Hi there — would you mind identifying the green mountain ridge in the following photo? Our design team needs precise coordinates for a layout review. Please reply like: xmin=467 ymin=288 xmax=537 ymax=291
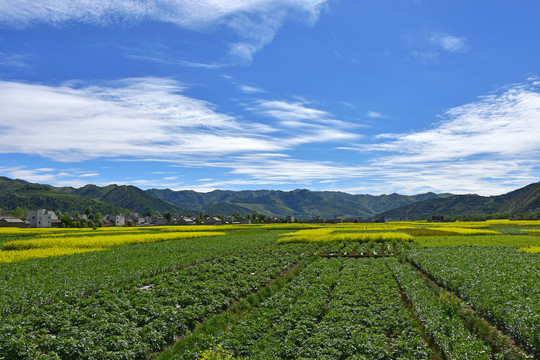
xmin=57 ymin=183 xmax=190 ymax=216
xmin=0 ymin=177 xmax=128 ymax=215
xmin=382 ymin=182 xmax=540 ymax=219
xmin=147 ymin=188 xmax=452 ymax=219
xmin=3 ymin=176 xmax=539 ymax=220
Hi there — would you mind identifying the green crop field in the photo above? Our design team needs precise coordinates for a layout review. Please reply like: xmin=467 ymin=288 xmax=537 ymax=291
xmin=1 ymin=220 xmax=539 ymax=359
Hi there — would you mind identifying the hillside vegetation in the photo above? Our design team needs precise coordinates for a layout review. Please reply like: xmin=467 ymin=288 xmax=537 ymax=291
xmin=383 ymin=182 xmax=540 ymax=220
xmin=2 ymin=176 xmax=540 ymax=220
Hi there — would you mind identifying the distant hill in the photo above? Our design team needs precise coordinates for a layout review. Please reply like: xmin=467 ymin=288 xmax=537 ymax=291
xmin=146 ymin=188 xmax=451 ymax=219
xmin=382 ymin=182 xmax=540 ymax=219
xmin=56 ymin=184 xmax=189 ymax=216
xmin=4 ymin=175 xmax=538 ymax=220
xmin=0 ymin=177 xmax=128 ymax=215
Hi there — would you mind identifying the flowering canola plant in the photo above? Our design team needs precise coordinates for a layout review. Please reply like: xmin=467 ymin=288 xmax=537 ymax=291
xmin=0 ymin=247 xmax=103 ymax=263
xmin=0 ymin=231 xmax=225 ymax=263
xmin=518 ymin=246 xmax=540 ymax=253
xmin=426 ymin=227 xmax=501 ymax=235
xmin=278 ymin=227 xmax=413 ymax=244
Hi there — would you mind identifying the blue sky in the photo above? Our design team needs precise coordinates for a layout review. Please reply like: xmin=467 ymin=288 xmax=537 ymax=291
xmin=1 ymin=0 xmax=539 ymax=196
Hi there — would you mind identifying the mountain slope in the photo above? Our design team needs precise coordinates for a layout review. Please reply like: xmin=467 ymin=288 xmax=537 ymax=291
xmin=147 ymin=188 xmax=450 ymax=218
xmin=382 ymin=182 xmax=540 ymax=219
xmin=64 ymin=184 xmax=189 ymax=215
xmin=6 ymin=175 xmax=537 ymax=220
xmin=0 ymin=177 xmax=128 ymax=214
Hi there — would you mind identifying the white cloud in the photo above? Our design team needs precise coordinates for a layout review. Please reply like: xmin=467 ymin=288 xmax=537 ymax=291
xmin=238 ymin=84 xmax=265 ymax=94
xmin=0 ymin=166 xmax=102 ymax=187
xmin=0 ymin=52 xmax=33 ymax=68
xmin=366 ymin=110 xmax=385 ymax=119
xmin=0 ymin=0 xmax=328 ymax=64
xmin=227 ymin=156 xmax=369 ymax=182
xmin=0 ymin=78 xmax=283 ymax=161
xmin=358 ymin=81 xmax=540 ymax=195
xmin=257 ymin=100 xmax=331 ymax=122
xmin=430 ymin=33 xmax=467 ymax=53
xmin=0 ymin=78 xmax=361 ymax=163
xmin=372 ymin=84 xmax=540 ymax=163
xmin=254 ymin=99 xmax=361 ymax=144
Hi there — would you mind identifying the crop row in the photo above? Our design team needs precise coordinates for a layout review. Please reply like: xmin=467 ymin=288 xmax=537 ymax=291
xmin=0 ymin=247 xmax=305 ymax=360
xmin=386 ymin=258 xmax=493 ymax=359
xmin=167 ymin=257 xmax=430 ymax=360
xmin=314 ymin=240 xmax=408 ymax=257
xmin=405 ymin=246 xmax=540 ymax=357
xmin=0 ymin=229 xmax=310 ymax=315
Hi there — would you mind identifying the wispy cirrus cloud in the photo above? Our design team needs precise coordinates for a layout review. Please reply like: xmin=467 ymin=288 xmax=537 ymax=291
xmin=0 ymin=166 xmax=101 ymax=187
xmin=0 ymin=78 xmax=358 ymax=163
xmin=253 ymin=99 xmax=361 ymax=145
xmin=0 ymin=52 xmax=33 ymax=68
xmin=348 ymin=81 xmax=540 ymax=195
xmin=0 ymin=0 xmax=328 ymax=64
xmin=0 ymin=78 xmax=282 ymax=161
xmin=372 ymin=83 xmax=540 ymax=163
xmin=366 ymin=110 xmax=386 ymax=119
xmin=430 ymin=33 xmax=467 ymax=53
xmin=408 ymin=32 xmax=468 ymax=64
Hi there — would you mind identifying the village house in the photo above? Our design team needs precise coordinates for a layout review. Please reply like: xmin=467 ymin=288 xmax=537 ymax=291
xmin=0 ymin=217 xmax=29 ymax=228
xmin=178 ymin=217 xmax=196 ymax=225
xmin=107 ymin=214 xmax=125 ymax=226
xmin=204 ymin=217 xmax=223 ymax=225
xmin=27 ymin=209 xmax=57 ymax=228
xmin=150 ymin=217 xmax=167 ymax=226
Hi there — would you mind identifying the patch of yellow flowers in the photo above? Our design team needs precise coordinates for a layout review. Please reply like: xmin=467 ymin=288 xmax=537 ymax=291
xmin=425 ymin=227 xmax=501 ymax=235
xmin=518 ymin=246 xmax=540 ymax=253
xmin=0 ymin=231 xmax=225 ymax=263
xmin=197 ymin=344 xmax=233 ymax=360
xmin=278 ymin=227 xmax=413 ymax=244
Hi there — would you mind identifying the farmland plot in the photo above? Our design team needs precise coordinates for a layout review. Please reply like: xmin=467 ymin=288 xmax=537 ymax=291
xmin=0 ymin=250 xmax=305 ymax=359
xmin=165 ymin=257 xmax=431 ymax=360
xmin=1 ymin=222 xmax=539 ymax=359
xmin=405 ymin=246 xmax=540 ymax=357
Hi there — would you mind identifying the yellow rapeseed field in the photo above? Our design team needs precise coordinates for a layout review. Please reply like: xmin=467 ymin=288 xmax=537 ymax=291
xmin=519 ymin=246 xmax=540 ymax=253
xmin=2 ymin=232 xmax=225 ymax=251
xmin=426 ymin=227 xmax=501 ymax=235
xmin=278 ymin=227 xmax=413 ymax=244
xmin=0 ymin=231 xmax=226 ymax=263
xmin=0 ymin=247 xmax=104 ymax=263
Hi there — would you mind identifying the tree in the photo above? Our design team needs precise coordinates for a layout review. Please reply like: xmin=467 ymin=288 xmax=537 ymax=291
xmin=164 ymin=212 xmax=172 ymax=223
xmin=11 ymin=206 xmax=26 ymax=219
xmin=61 ymin=215 xmax=74 ymax=228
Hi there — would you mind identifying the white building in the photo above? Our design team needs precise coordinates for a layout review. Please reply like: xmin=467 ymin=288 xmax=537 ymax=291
xmin=27 ymin=209 xmax=56 ymax=228
xmin=108 ymin=214 xmax=125 ymax=226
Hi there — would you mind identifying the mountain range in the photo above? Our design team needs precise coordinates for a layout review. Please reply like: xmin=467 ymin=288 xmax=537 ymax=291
xmin=1 ymin=176 xmax=539 ymax=219
xmin=382 ymin=181 xmax=540 ymax=219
